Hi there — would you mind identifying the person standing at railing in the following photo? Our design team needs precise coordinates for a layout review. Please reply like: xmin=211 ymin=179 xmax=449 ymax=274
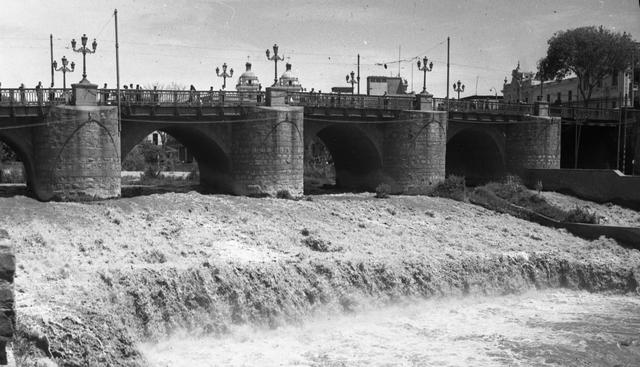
xmin=35 ymin=81 xmax=43 ymax=105
xmin=102 ymin=83 xmax=109 ymax=105
xmin=189 ymin=85 xmax=195 ymax=105
xmin=19 ymin=84 xmax=25 ymax=104
xmin=153 ymin=86 xmax=159 ymax=105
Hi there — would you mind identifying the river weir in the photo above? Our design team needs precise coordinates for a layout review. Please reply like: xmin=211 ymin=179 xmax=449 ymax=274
xmin=142 ymin=290 xmax=640 ymax=366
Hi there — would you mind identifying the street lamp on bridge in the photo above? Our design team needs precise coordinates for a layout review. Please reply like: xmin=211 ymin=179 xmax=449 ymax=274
xmin=489 ymin=87 xmax=498 ymax=98
xmin=52 ymin=56 xmax=75 ymax=90
xmin=346 ymin=71 xmax=358 ymax=94
xmin=266 ymin=44 xmax=285 ymax=86
xmin=416 ymin=56 xmax=433 ymax=94
xmin=453 ymin=80 xmax=465 ymax=99
xmin=71 ymin=34 xmax=97 ymax=83
xmin=215 ymin=63 xmax=234 ymax=90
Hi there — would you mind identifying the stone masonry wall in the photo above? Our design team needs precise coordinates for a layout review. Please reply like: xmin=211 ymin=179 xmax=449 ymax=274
xmin=33 ymin=105 xmax=121 ymax=201
xmin=231 ymin=106 xmax=304 ymax=196
xmin=0 ymin=229 xmax=15 ymax=365
xmin=506 ymin=116 xmax=561 ymax=175
xmin=382 ymin=110 xmax=447 ymax=194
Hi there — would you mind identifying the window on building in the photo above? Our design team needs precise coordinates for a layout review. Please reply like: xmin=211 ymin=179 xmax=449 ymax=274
xmin=546 ymin=94 xmax=550 ymax=102
xmin=612 ymin=101 xmax=617 ymax=109
xmin=556 ymin=92 xmax=561 ymax=103
xmin=612 ymin=70 xmax=618 ymax=87
xmin=568 ymin=90 xmax=572 ymax=101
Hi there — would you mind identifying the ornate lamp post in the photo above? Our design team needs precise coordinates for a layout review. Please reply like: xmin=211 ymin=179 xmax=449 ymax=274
xmin=453 ymin=80 xmax=465 ymax=99
xmin=489 ymin=87 xmax=498 ymax=98
xmin=417 ymin=56 xmax=434 ymax=94
xmin=266 ymin=44 xmax=285 ymax=86
xmin=346 ymin=71 xmax=358 ymax=94
xmin=52 ymin=56 xmax=75 ymax=90
xmin=71 ymin=34 xmax=97 ymax=83
xmin=215 ymin=63 xmax=234 ymax=90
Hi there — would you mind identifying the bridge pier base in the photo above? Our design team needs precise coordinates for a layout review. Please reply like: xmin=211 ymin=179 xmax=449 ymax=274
xmin=231 ymin=106 xmax=304 ymax=196
xmin=32 ymin=104 xmax=121 ymax=201
xmin=382 ymin=110 xmax=448 ymax=194
xmin=506 ymin=114 xmax=561 ymax=176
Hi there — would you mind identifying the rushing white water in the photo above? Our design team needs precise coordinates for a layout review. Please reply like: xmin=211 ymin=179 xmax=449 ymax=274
xmin=141 ymin=290 xmax=640 ymax=366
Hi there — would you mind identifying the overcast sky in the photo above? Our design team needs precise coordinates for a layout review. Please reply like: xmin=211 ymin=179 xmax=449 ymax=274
xmin=1 ymin=0 xmax=639 ymax=96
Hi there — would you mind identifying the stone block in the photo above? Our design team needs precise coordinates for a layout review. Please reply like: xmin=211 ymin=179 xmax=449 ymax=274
xmin=0 ymin=313 xmax=13 ymax=340
xmin=0 ymin=246 xmax=14 ymax=283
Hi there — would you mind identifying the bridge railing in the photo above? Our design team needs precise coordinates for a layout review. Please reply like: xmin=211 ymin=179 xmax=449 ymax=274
xmin=96 ymin=89 xmax=267 ymax=107
xmin=548 ymin=105 xmax=621 ymax=121
xmin=0 ymin=88 xmax=70 ymax=106
xmin=288 ymin=92 xmax=417 ymax=110
xmin=434 ymin=98 xmax=535 ymax=115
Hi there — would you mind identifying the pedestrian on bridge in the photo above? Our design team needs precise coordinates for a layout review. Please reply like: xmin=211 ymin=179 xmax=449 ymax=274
xmin=35 ymin=81 xmax=43 ymax=105
xmin=189 ymin=85 xmax=196 ymax=105
xmin=102 ymin=83 xmax=109 ymax=104
xmin=19 ymin=84 xmax=25 ymax=104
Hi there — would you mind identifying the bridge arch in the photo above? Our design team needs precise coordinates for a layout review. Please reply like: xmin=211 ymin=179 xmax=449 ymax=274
xmin=121 ymin=124 xmax=232 ymax=193
xmin=311 ymin=124 xmax=383 ymax=190
xmin=446 ymin=126 xmax=506 ymax=185
xmin=0 ymin=130 xmax=36 ymax=194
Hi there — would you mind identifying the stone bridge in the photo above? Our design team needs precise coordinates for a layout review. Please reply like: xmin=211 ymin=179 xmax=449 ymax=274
xmin=0 ymin=85 xmax=561 ymax=201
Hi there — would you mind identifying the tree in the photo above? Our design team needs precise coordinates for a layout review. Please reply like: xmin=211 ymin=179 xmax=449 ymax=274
xmin=538 ymin=26 xmax=635 ymax=107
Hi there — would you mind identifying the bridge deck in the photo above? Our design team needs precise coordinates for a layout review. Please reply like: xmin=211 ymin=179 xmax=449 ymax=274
xmin=0 ymin=88 xmax=634 ymax=123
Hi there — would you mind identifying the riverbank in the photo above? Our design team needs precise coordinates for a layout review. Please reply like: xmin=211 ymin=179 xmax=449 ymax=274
xmin=1 ymin=192 xmax=639 ymax=366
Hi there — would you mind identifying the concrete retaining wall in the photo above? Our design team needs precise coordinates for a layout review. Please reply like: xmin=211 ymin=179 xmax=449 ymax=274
xmin=526 ymin=169 xmax=640 ymax=209
xmin=0 ymin=230 xmax=15 ymax=365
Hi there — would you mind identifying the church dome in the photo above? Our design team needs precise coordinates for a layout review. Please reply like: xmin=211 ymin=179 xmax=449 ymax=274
xmin=278 ymin=63 xmax=302 ymax=90
xmin=236 ymin=62 xmax=260 ymax=90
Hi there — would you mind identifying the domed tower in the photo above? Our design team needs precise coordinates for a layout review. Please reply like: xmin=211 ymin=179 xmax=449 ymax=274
xmin=277 ymin=63 xmax=303 ymax=92
xmin=236 ymin=61 xmax=260 ymax=92
xmin=236 ymin=61 xmax=261 ymax=104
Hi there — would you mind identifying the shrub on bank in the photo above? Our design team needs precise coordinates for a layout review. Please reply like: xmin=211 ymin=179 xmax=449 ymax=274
xmin=375 ymin=183 xmax=391 ymax=199
xmin=564 ymin=206 xmax=600 ymax=224
xmin=430 ymin=175 xmax=467 ymax=201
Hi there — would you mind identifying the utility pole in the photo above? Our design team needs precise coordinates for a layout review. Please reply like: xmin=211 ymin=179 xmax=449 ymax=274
xmin=446 ymin=37 xmax=450 ymax=110
xmin=115 ymin=9 xmax=121 ymax=133
xmin=50 ymin=34 xmax=54 ymax=88
xmin=398 ymin=45 xmax=401 ymax=77
xmin=357 ymin=54 xmax=360 ymax=95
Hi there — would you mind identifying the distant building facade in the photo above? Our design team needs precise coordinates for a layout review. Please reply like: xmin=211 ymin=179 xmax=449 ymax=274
xmin=366 ymin=76 xmax=408 ymax=96
xmin=503 ymin=61 xmax=639 ymax=108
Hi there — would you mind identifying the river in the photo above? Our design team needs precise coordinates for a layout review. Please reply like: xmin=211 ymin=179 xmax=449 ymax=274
xmin=141 ymin=289 xmax=640 ymax=366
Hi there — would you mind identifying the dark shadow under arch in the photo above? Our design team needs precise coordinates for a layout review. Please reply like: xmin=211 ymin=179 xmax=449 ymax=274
xmin=122 ymin=126 xmax=232 ymax=193
xmin=315 ymin=125 xmax=382 ymax=190
xmin=0 ymin=133 xmax=35 ymax=196
xmin=446 ymin=128 xmax=505 ymax=185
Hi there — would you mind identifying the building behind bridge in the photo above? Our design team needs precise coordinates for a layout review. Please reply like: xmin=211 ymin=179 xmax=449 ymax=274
xmin=502 ymin=61 xmax=639 ymax=108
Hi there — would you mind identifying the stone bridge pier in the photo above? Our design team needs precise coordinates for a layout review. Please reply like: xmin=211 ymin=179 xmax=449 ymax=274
xmin=31 ymin=82 xmax=120 ymax=201
xmin=304 ymin=107 xmax=447 ymax=194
